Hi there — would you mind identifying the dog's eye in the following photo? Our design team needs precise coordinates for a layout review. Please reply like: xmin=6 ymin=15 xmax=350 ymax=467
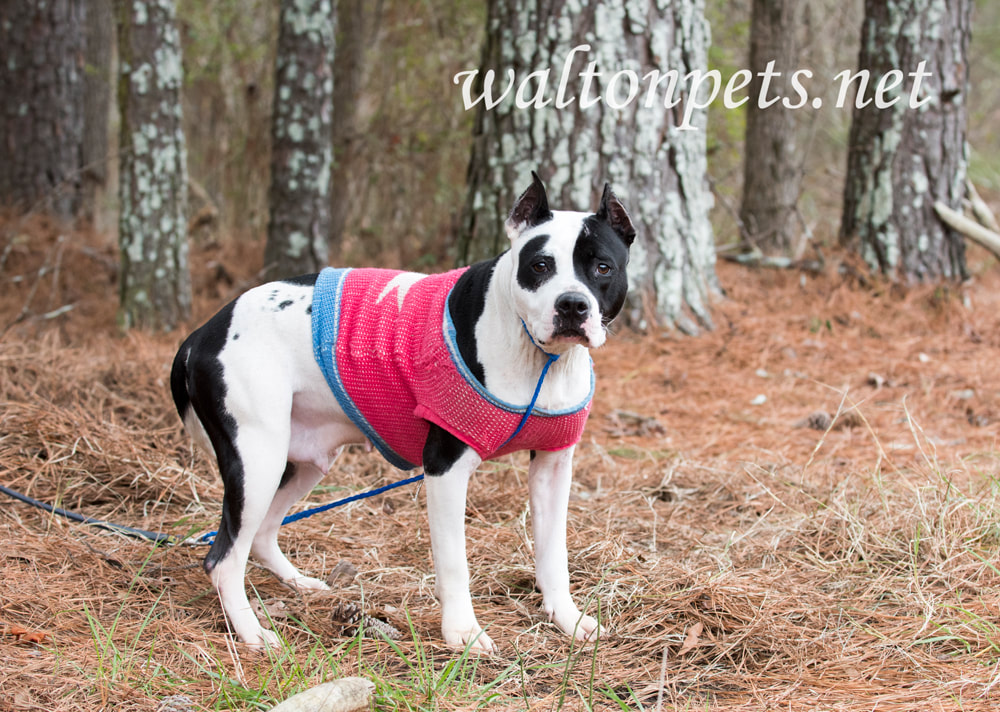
xmin=532 ymin=260 xmax=549 ymax=274
xmin=596 ymin=263 xmax=611 ymax=276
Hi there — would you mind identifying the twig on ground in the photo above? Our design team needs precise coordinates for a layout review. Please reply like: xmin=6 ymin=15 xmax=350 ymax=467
xmin=934 ymin=201 xmax=1000 ymax=260
xmin=965 ymin=179 xmax=1000 ymax=233
xmin=2 ymin=234 xmax=67 ymax=336
xmin=655 ymin=642 xmax=668 ymax=712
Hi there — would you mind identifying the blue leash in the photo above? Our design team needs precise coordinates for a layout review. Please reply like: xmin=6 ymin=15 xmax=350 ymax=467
xmin=0 ymin=483 xmax=177 ymax=544
xmin=506 ymin=320 xmax=560 ymax=445
xmin=195 ymin=323 xmax=558 ymax=546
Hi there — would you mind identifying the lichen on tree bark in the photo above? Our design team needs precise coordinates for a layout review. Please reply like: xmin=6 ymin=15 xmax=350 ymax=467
xmin=117 ymin=0 xmax=191 ymax=330
xmin=264 ymin=0 xmax=335 ymax=281
xmin=460 ymin=0 xmax=719 ymax=333
xmin=840 ymin=0 xmax=971 ymax=282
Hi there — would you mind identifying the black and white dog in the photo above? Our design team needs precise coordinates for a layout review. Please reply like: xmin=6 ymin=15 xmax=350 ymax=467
xmin=171 ymin=174 xmax=634 ymax=653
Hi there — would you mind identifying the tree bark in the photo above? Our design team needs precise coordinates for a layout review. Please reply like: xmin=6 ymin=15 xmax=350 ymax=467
xmin=740 ymin=0 xmax=804 ymax=256
xmin=0 ymin=0 xmax=86 ymax=219
xmin=116 ymin=0 xmax=191 ymax=330
xmin=82 ymin=0 xmax=114 ymax=224
xmin=459 ymin=0 xmax=719 ymax=333
xmin=264 ymin=0 xmax=335 ymax=281
xmin=839 ymin=0 xmax=971 ymax=282
xmin=328 ymin=0 xmax=368 ymax=259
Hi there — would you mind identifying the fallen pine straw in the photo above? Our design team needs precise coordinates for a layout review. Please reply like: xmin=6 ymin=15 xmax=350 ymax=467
xmin=2 ymin=218 xmax=1000 ymax=710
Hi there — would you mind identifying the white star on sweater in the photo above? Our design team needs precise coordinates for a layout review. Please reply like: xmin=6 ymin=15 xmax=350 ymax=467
xmin=375 ymin=272 xmax=427 ymax=311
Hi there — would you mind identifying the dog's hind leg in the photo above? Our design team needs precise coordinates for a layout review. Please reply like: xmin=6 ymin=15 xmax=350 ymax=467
xmin=250 ymin=461 xmax=330 ymax=592
xmin=205 ymin=418 xmax=293 ymax=651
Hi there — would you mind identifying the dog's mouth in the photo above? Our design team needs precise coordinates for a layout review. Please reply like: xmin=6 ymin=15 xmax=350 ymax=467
xmin=549 ymin=324 xmax=590 ymax=345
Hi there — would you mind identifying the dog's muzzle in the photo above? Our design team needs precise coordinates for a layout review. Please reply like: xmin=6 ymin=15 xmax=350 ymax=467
xmin=552 ymin=292 xmax=591 ymax=341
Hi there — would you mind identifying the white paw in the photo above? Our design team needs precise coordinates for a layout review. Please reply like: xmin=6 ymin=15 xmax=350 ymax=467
xmin=550 ymin=606 xmax=606 ymax=644
xmin=442 ymin=621 xmax=498 ymax=654
xmin=244 ymin=625 xmax=283 ymax=652
xmin=287 ymin=575 xmax=331 ymax=592
xmin=570 ymin=613 xmax=604 ymax=643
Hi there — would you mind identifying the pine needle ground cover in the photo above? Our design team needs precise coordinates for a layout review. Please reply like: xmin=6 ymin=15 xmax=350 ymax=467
xmin=2 ymin=216 xmax=999 ymax=710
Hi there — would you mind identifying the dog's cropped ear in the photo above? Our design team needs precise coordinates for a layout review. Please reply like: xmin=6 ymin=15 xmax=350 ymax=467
xmin=596 ymin=183 xmax=636 ymax=247
xmin=505 ymin=171 xmax=553 ymax=239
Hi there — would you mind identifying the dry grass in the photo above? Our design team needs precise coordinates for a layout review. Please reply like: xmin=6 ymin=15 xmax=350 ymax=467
xmin=2 ymin=215 xmax=1000 ymax=710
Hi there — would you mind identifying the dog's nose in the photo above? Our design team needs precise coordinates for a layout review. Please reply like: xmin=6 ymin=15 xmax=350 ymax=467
xmin=555 ymin=292 xmax=590 ymax=322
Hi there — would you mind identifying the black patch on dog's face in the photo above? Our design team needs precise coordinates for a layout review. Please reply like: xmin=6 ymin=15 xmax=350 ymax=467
xmin=575 ymin=217 xmax=630 ymax=324
xmin=448 ymin=254 xmax=501 ymax=386
xmin=516 ymin=235 xmax=555 ymax=293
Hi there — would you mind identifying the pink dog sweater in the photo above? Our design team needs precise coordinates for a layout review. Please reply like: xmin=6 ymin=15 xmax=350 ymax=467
xmin=311 ymin=267 xmax=593 ymax=470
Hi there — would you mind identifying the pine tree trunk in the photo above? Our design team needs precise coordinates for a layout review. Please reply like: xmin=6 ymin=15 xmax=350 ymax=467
xmin=740 ymin=0 xmax=804 ymax=256
xmin=0 ymin=0 xmax=86 ymax=219
xmin=116 ymin=0 xmax=191 ymax=330
xmin=459 ymin=0 xmax=719 ymax=333
xmin=82 ymin=0 xmax=114 ymax=224
xmin=264 ymin=0 xmax=335 ymax=281
xmin=840 ymin=0 xmax=971 ymax=282
xmin=328 ymin=0 xmax=368 ymax=259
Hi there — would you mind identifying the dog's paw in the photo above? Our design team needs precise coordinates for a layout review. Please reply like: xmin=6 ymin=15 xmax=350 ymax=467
xmin=569 ymin=614 xmax=604 ymax=643
xmin=442 ymin=622 xmax=498 ymax=654
xmin=244 ymin=626 xmax=283 ymax=652
xmin=549 ymin=605 xmax=606 ymax=644
xmin=286 ymin=575 xmax=331 ymax=592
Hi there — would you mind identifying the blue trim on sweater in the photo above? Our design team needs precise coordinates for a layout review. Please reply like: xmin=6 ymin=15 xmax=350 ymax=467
xmin=311 ymin=267 xmax=418 ymax=471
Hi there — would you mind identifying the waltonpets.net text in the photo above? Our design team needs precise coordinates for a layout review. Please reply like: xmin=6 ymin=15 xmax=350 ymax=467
xmin=453 ymin=44 xmax=933 ymax=130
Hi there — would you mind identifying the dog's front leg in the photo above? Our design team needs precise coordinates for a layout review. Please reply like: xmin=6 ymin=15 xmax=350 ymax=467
xmin=422 ymin=424 xmax=496 ymax=653
xmin=529 ymin=447 xmax=603 ymax=643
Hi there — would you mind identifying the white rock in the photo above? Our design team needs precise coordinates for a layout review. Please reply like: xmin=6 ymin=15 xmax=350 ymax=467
xmin=268 ymin=678 xmax=375 ymax=712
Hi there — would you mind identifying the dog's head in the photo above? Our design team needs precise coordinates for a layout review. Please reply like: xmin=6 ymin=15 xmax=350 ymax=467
xmin=505 ymin=172 xmax=634 ymax=351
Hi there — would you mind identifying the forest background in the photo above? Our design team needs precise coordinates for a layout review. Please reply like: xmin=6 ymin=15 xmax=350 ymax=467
xmin=3 ymin=1 xmax=1000 ymax=710
xmin=159 ymin=0 xmax=1000 ymax=273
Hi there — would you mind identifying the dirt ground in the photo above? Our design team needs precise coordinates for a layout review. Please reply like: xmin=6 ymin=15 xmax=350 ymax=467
xmin=2 ymin=216 xmax=999 ymax=710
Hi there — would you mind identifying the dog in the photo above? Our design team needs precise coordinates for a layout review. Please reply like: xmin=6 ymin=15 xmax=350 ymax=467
xmin=170 ymin=173 xmax=635 ymax=653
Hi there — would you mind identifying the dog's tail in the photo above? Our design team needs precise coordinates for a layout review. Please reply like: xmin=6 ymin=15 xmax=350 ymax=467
xmin=169 ymin=342 xmax=192 ymax=424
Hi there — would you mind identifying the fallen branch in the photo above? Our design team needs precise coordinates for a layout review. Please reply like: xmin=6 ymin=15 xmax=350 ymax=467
xmin=934 ymin=201 xmax=1000 ymax=260
xmin=965 ymin=179 xmax=1000 ymax=233
xmin=2 ymin=234 xmax=67 ymax=335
